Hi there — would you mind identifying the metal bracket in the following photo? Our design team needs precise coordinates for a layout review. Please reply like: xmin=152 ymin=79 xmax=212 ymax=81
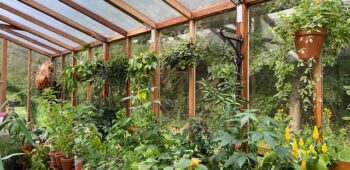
xmin=219 ymin=28 xmax=243 ymax=81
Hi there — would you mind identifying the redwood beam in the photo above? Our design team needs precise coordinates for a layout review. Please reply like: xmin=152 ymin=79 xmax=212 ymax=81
xmin=61 ymin=55 xmax=66 ymax=100
xmin=188 ymin=20 xmax=196 ymax=118
xmin=125 ymin=37 xmax=132 ymax=116
xmin=0 ymin=14 xmax=75 ymax=50
xmin=190 ymin=0 xmax=235 ymax=19
xmin=0 ymin=32 xmax=53 ymax=57
xmin=150 ymin=29 xmax=160 ymax=117
xmin=71 ymin=52 xmax=78 ymax=106
xmin=313 ymin=58 xmax=323 ymax=129
xmin=86 ymin=48 xmax=92 ymax=102
xmin=107 ymin=0 xmax=157 ymax=28
xmin=236 ymin=4 xmax=249 ymax=109
xmin=20 ymin=0 xmax=107 ymax=42
xmin=0 ymin=24 xmax=21 ymax=30
xmin=102 ymin=43 xmax=110 ymax=98
xmin=59 ymin=0 xmax=127 ymax=36
xmin=1 ymin=29 xmax=61 ymax=53
xmin=0 ymin=2 xmax=86 ymax=45
xmin=163 ymin=0 xmax=192 ymax=19
xmin=0 ymin=39 xmax=8 ymax=112
xmin=26 ymin=49 xmax=32 ymax=122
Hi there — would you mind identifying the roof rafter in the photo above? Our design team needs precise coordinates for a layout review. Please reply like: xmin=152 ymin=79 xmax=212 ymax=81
xmin=20 ymin=0 xmax=107 ymax=42
xmin=0 ymin=2 xmax=86 ymax=45
xmin=107 ymin=0 xmax=157 ymax=28
xmin=0 ymin=23 xmax=22 ymax=30
xmin=0 ymin=32 xmax=53 ymax=57
xmin=163 ymin=0 xmax=192 ymax=19
xmin=0 ymin=14 xmax=75 ymax=50
xmin=1 ymin=29 xmax=62 ymax=53
xmin=59 ymin=0 xmax=127 ymax=36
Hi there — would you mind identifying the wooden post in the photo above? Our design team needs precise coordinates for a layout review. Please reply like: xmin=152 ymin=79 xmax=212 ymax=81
xmin=102 ymin=43 xmax=110 ymax=98
xmin=86 ymin=48 xmax=92 ymax=102
xmin=61 ymin=55 xmax=65 ymax=100
xmin=0 ymin=39 xmax=8 ymax=112
xmin=236 ymin=4 xmax=249 ymax=109
xmin=188 ymin=20 xmax=196 ymax=118
xmin=151 ymin=29 xmax=160 ymax=117
xmin=313 ymin=57 xmax=323 ymax=129
xmin=126 ymin=37 xmax=132 ymax=116
xmin=26 ymin=50 xmax=32 ymax=122
xmin=71 ymin=52 xmax=78 ymax=106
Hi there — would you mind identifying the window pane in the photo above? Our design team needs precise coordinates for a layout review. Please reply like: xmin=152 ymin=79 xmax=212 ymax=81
xmin=131 ymin=33 xmax=151 ymax=55
xmin=72 ymin=0 xmax=145 ymax=31
xmin=0 ymin=8 xmax=79 ymax=47
xmin=124 ymin=0 xmax=181 ymax=22
xmin=1 ymin=0 xmax=95 ymax=43
xmin=178 ymin=0 xmax=226 ymax=11
xmin=34 ymin=0 xmax=117 ymax=37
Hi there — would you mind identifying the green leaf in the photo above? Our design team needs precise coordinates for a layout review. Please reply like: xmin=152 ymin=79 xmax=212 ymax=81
xmin=237 ymin=154 xmax=247 ymax=168
xmin=251 ymin=132 xmax=263 ymax=142
xmin=15 ymin=119 xmax=35 ymax=146
xmin=317 ymin=157 xmax=328 ymax=170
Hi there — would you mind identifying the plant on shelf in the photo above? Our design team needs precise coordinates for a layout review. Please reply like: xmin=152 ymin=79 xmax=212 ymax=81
xmin=276 ymin=0 xmax=350 ymax=62
xmin=162 ymin=39 xmax=205 ymax=70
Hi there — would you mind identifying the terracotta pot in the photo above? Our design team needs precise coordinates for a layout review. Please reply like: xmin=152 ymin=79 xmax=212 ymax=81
xmin=49 ymin=151 xmax=58 ymax=167
xmin=331 ymin=161 xmax=350 ymax=170
xmin=295 ymin=28 xmax=327 ymax=59
xmin=75 ymin=160 xmax=83 ymax=170
xmin=60 ymin=157 xmax=74 ymax=170
xmin=54 ymin=153 xmax=64 ymax=168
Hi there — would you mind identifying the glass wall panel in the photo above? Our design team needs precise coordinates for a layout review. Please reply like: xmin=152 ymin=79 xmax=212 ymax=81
xmin=110 ymin=40 xmax=126 ymax=59
xmin=195 ymin=11 xmax=237 ymax=117
xmin=131 ymin=33 xmax=151 ymax=55
xmin=160 ymin=24 xmax=189 ymax=123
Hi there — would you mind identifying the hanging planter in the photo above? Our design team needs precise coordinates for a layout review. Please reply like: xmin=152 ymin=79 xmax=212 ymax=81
xmin=35 ymin=61 xmax=55 ymax=90
xmin=295 ymin=28 xmax=327 ymax=59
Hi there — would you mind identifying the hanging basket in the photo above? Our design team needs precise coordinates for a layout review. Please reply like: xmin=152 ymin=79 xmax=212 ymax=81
xmin=35 ymin=62 xmax=55 ymax=90
xmin=295 ymin=28 xmax=327 ymax=59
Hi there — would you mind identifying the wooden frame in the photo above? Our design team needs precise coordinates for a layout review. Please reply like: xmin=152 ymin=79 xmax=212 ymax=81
xmin=0 ymin=39 xmax=8 ymax=112
xmin=164 ymin=0 xmax=192 ymax=19
xmin=1 ymin=29 xmax=61 ymax=53
xmin=59 ymin=0 xmax=127 ymax=36
xmin=71 ymin=52 xmax=78 ymax=106
xmin=86 ymin=48 xmax=92 ymax=102
xmin=0 ymin=32 xmax=53 ymax=57
xmin=0 ymin=24 xmax=21 ymax=30
xmin=102 ymin=43 xmax=110 ymax=98
xmin=313 ymin=58 xmax=323 ymax=128
xmin=125 ymin=37 xmax=132 ymax=116
xmin=27 ymin=49 xmax=32 ymax=122
xmin=0 ymin=2 xmax=86 ymax=45
xmin=188 ymin=20 xmax=196 ymax=118
xmin=20 ymin=0 xmax=107 ymax=42
xmin=0 ymin=14 xmax=75 ymax=51
xmin=107 ymin=0 xmax=157 ymax=28
xmin=150 ymin=29 xmax=160 ymax=117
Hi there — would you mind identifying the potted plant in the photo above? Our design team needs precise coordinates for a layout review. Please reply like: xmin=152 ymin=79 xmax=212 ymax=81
xmin=278 ymin=0 xmax=350 ymax=59
xmin=162 ymin=39 xmax=204 ymax=71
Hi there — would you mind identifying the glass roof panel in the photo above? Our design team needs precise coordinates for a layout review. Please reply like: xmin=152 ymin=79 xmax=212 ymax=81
xmin=0 ymin=8 xmax=79 ymax=47
xmin=124 ymin=0 xmax=181 ymax=22
xmin=72 ymin=0 xmax=145 ymax=30
xmin=0 ymin=30 xmax=55 ymax=54
xmin=177 ymin=0 xmax=226 ymax=11
xmin=1 ymin=0 xmax=96 ymax=43
xmin=14 ymin=31 xmax=66 ymax=51
xmin=34 ymin=0 xmax=117 ymax=37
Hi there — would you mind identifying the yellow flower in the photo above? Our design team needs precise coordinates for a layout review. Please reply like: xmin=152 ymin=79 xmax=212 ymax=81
xmin=291 ymin=151 xmax=299 ymax=159
xmin=312 ymin=126 xmax=319 ymax=141
xmin=84 ymin=128 xmax=91 ymax=133
xmin=285 ymin=127 xmax=291 ymax=142
xmin=298 ymin=138 xmax=304 ymax=147
xmin=292 ymin=139 xmax=298 ymax=151
xmin=322 ymin=143 xmax=328 ymax=153
xmin=309 ymin=145 xmax=315 ymax=152
xmin=189 ymin=158 xmax=201 ymax=169
xmin=324 ymin=108 xmax=333 ymax=118
xmin=301 ymin=160 xmax=307 ymax=170
xmin=278 ymin=109 xmax=284 ymax=113
xmin=303 ymin=150 xmax=308 ymax=157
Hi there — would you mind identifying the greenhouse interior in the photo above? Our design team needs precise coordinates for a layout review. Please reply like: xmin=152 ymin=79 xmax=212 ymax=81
xmin=0 ymin=0 xmax=350 ymax=169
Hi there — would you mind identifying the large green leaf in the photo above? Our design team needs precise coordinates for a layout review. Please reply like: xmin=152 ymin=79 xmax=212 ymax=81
xmin=15 ymin=119 xmax=35 ymax=146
